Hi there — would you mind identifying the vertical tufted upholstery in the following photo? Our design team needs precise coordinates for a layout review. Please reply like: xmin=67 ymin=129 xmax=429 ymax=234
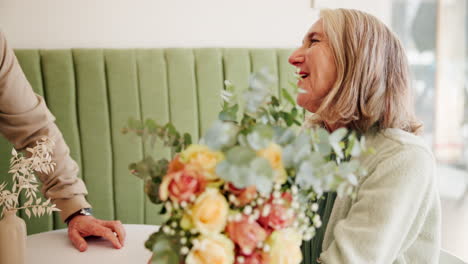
xmin=0 ymin=48 xmax=295 ymax=234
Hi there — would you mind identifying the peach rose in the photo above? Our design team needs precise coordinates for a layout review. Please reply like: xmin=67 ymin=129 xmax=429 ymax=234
xmin=186 ymin=234 xmax=235 ymax=264
xmin=180 ymin=144 xmax=224 ymax=180
xmin=226 ymin=215 xmax=267 ymax=255
xmin=264 ymin=228 xmax=302 ymax=264
xmin=190 ymin=188 xmax=229 ymax=235
xmin=159 ymin=168 xmax=206 ymax=203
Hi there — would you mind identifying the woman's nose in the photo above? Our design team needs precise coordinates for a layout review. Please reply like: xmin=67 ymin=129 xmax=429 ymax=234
xmin=288 ymin=49 xmax=305 ymax=66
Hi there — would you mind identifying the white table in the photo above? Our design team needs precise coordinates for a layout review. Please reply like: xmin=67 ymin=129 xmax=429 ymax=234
xmin=26 ymin=224 xmax=158 ymax=264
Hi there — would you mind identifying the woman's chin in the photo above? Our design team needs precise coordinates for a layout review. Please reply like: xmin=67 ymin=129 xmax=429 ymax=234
xmin=296 ymin=94 xmax=318 ymax=113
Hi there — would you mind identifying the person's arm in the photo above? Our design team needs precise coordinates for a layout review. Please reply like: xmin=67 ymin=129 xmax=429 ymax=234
xmin=0 ymin=30 xmax=90 ymax=221
xmin=0 ymin=30 xmax=125 ymax=252
xmin=319 ymin=146 xmax=440 ymax=263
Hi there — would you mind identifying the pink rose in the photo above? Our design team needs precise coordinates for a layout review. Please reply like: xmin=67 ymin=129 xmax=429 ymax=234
xmin=258 ymin=192 xmax=295 ymax=230
xmin=226 ymin=215 xmax=268 ymax=256
xmin=227 ymin=183 xmax=257 ymax=206
xmin=159 ymin=168 xmax=206 ymax=203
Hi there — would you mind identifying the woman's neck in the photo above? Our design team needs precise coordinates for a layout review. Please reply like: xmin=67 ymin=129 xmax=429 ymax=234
xmin=324 ymin=122 xmax=343 ymax=132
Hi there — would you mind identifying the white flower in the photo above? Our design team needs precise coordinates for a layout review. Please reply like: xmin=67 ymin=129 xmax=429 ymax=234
xmin=243 ymin=206 xmax=253 ymax=215
xmin=313 ymin=214 xmax=321 ymax=225
xmin=291 ymin=185 xmax=298 ymax=194
xmin=262 ymin=204 xmax=271 ymax=217
xmin=314 ymin=220 xmax=322 ymax=228
xmin=311 ymin=203 xmax=319 ymax=212
xmin=181 ymin=247 xmax=189 ymax=255
xmin=273 ymin=191 xmax=281 ymax=199
xmin=162 ymin=226 xmax=171 ymax=234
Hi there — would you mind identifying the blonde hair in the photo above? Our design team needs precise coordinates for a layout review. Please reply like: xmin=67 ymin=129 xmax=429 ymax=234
xmin=312 ymin=8 xmax=422 ymax=134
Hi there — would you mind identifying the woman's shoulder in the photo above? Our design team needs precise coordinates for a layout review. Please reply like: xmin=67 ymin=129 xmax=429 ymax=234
xmin=360 ymin=128 xmax=435 ymax=176
xmin=367 ymin=128 xmax=432 ymax=158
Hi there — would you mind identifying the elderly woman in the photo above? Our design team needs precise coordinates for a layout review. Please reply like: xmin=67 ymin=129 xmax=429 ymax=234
xmin=288 ymin=9 xmax=441 ymax=264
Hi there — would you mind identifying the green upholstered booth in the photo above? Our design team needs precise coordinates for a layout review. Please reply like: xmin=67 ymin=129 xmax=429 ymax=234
xmin=0 ymin=48 xmax=295 ymax=235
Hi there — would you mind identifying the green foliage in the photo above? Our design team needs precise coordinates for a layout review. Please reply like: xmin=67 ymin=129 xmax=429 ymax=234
xmin=219 ymin=104 xmax=239 ymax=123
xmin=122 ymin=118 xmax=192 ymax=154
xmin=200 ymin=120 xmax=239 ymax=151
xmin=145 ymin=231 xmax=181 ymax=264
xmin=220 ymin=69 xmax=304 ymax=136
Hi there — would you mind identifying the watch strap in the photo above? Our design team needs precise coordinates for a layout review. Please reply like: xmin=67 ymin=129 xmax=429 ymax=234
xmin=65 ymin=208 xmax=93 ymax=225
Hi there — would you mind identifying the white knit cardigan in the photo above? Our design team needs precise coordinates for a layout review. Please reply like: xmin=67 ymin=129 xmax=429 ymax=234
xmin=306 ymin=122 xmax=442 ymax=263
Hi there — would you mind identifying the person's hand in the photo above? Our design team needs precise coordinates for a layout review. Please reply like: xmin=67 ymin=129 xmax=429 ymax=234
xmin=68 ymin=215 xmax=126 ymax=252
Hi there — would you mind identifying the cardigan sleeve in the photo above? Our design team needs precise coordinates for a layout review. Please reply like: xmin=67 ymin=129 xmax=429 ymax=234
xmin=319 ymin=145 xmax=437 ymax=263
xmin=0 ymin=29 xmax=91 ymax=221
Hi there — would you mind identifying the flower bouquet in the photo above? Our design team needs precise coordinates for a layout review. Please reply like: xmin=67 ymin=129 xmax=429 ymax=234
xmin=123 ymin=69 xmax=368 ymax=264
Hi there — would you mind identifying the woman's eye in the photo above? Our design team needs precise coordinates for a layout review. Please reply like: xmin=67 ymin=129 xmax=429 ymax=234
xmin=307 ymin=39 xmax=319 ymax=47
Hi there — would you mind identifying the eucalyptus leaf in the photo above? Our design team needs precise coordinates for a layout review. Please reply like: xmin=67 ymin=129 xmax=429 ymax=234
xmin=272 ymin=126 xmax=295 ymax=146
xmin=145 ymin=178 xmax=162 ymax=204
xmin=296 ymin=160 xmax=322 ymax=195
xmin=183 ymin=133 xmax=192 ymax=146
xmin=338 ymin=160 xmax=360 ymax=175
xmin=249 ymin=157 xmax=274 ymax=195
xmin=244 ymin=69 xmax=276 ymax=114
xmin=282 ymin=132 xmax=312 ymax=168
xmin=329 ymin=128 xmax=348 ymax=143
xmin=246 ymin=125 xmax=274 ymax=151
xmin=225 ymin=146 xmax=256 ymax=165
xmin=216 ymin=161 xmax=249 ymax=187
xmin=201 ymin=120 xmax=239 ymax=151
xmin=147 ymin=232 xmax=181 ymax=264
xmin=271 ymin=96 xmax=280 ymax=107
xmin=345 ymin=134 xmax=362 ymax=158
xmin=145 ymin=119 xmax=158 ymax=133
xmin=315 ymin=128 xmax=332 ymax=156
xmin=219 ymin=110 xmax=236 ymax=122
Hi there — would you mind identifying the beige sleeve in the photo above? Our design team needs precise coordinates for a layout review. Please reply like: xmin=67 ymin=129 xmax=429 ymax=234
xmin=0 ymin=30 xmax=91 ymax=222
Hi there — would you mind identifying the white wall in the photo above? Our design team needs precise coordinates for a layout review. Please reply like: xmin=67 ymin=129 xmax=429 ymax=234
xmin=0 ymin=0 xmax=391 ymax=49
xmin=315 ymin=0 xmax=392 ymax=25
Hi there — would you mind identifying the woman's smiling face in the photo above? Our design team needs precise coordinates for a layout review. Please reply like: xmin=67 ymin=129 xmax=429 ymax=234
xmin=288 ymin=19 xmax=337 ymax=113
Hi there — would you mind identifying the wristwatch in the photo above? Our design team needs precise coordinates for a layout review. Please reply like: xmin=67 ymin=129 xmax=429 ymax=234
xmin=65 ymin=208 xmax=93 ymax=225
